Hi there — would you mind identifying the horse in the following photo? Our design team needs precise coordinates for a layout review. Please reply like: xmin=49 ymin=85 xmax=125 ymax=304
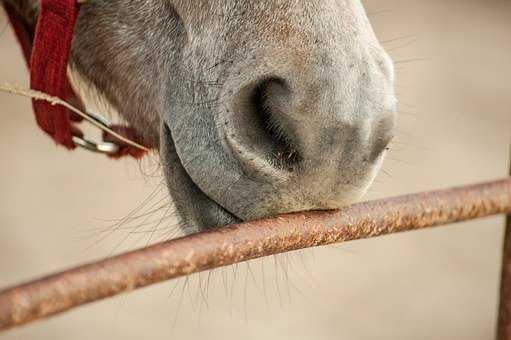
xmin=4 ymin=0 xmax=396 ymax=232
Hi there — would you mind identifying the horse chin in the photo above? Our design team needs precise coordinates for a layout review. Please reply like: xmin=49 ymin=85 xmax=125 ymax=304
xmin=160 ymin=124 xmax=241 ymax=233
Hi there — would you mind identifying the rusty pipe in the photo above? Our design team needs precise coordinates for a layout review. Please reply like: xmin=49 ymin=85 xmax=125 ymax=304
xmin=1 ymin=178 xmax=511 ymax=332
xmin=497 ymin=148 xmax=511 ymax=340
xmin=498 ymin=205 xmax=511 ymax=340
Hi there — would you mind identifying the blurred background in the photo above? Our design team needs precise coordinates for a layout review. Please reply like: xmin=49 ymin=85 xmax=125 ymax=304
xmin=1 ymin=0 xmax=510 ymax=339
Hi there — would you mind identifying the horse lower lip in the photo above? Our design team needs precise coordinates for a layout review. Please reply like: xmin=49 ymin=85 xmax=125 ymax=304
xmin=162 ymin=123 xmax=242 ymax=229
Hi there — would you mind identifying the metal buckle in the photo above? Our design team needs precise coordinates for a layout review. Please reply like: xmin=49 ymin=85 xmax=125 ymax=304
xmin=72 ymin=111 xmax=120 ymax=155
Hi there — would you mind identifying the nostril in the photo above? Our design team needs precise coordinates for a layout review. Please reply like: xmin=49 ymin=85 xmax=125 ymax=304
xmin=250 ymin=78 xmax=301 ymax=169
xmin=225 ymin=76 xmax=302 ymax=178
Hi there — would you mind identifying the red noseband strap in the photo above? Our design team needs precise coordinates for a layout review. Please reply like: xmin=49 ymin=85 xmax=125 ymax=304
xmin=3 ymin=0 xmax=149 ymax=159
xmin=32 ymin=0 xmax=80 ymax=149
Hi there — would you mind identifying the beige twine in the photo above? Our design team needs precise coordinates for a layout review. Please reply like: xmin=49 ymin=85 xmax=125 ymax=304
xmin=0 ymin=83 xmax=150 ymax=152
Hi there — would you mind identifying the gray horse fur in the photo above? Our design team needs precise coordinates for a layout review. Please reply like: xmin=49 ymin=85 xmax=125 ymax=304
xmin=5 ymin=0 xmax=396 ymax=232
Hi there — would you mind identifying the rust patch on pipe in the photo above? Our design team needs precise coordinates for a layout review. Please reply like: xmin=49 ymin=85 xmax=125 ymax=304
xmin=1 ymin=178 xmax=510 ymax=332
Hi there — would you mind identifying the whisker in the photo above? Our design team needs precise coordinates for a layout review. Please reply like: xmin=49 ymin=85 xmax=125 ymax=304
xmin=394 ymin=57 xmax=431 ymax=64
xmin=381 ymin=34 xmax=417 ymax=44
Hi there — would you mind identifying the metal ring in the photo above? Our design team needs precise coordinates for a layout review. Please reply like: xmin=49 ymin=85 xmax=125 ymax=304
xmin=72 ymin=110 xmax=120 ymax=155
xmin=72 ymin=136 xmax=120 ymax=155
xmin=83 ymin=110 xmax=112 ymax=127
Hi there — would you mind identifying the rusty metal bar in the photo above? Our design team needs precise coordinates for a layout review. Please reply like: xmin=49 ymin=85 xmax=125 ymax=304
xmin=498 ymin=151 xmax=511 ymax=340
xmin=1 ymin=178 xmax=510 ymax=332
xmin=498 ymin=207 xmax=511 ymax=340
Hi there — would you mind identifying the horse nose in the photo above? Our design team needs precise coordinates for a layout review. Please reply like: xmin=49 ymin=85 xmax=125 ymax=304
xmin=224 ymin=72 xmax=395 ymax=181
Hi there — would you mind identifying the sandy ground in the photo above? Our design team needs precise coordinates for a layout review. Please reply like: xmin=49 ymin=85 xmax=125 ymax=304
xmin=1 ymin=1 xmax=510 ymax=339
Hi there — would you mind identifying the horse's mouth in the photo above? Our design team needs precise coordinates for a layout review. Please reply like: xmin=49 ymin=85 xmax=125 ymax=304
xmin=161 ymin=124 xmax=241 ymax=232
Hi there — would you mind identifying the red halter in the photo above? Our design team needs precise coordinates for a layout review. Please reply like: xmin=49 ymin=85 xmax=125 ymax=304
xmin=3 ymin=0 xmax=149 ymax=159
